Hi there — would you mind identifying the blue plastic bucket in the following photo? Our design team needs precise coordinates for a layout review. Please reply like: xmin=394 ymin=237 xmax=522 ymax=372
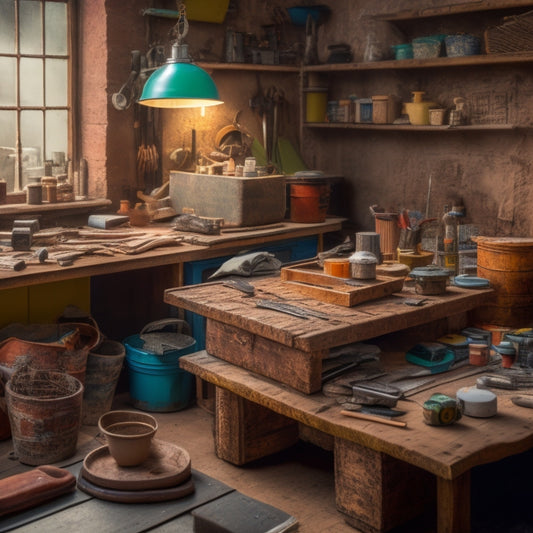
xmin=123 ymin=332 xmax=196 ymax=413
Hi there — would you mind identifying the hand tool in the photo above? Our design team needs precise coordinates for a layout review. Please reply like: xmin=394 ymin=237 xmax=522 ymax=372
xmin=340 ymin=409 xmax=407 ymax=428
xmin=511 ymin=396 xmax=533 ymax=408
xmin=477 ymin=374 xmax=516 ymax=390
xmin=0 ymin=257 xmax=26 ymax=271
xmin=360 ymin=406 xmax=407 ymax=418
xmin=14 ymin=247 xmax=48 ymax=264
xmin=255 ymin=299 xmax=329 ymax=320
xmin=223 ymin=279 xmax=255 ymax=296
xmin=423 ymin=393 xmax=462 ymax=426
xmin=351 ymin=381 xmax=403 ymax=403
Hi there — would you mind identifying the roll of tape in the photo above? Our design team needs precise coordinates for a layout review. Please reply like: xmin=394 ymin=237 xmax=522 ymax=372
xmin=456 ymin=386 xmax=497 ymax=417
xmin=323 ymin=258 xmax=350 ymax=278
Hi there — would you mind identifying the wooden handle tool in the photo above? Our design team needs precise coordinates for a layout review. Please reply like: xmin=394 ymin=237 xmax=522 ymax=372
xmin=340 ymin=409 xmax=407 ymax=428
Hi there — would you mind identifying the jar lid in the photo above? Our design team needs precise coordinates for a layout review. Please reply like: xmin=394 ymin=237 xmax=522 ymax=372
xmin=349 ymin=251 xmax=378 ymax=264
xmin=409 ymin=265 xmax=449 ymax=278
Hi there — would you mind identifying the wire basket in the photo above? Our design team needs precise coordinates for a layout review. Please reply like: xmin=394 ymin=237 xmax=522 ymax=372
xmin=484 ymin=10 xmax=533 ymax=53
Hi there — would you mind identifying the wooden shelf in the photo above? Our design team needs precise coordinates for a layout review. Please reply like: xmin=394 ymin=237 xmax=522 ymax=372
xmin=303 ymin=122 xmax=520 ymax=132
xmin=0 ymin=198 xmax=111 ymax=216
xmin=378 ymin=0 xmax=533 ymax=21
xmin=197 ymin=62 xmax=299 ymax=73
xmin=303 ymin=51 xmax=533 ymax=73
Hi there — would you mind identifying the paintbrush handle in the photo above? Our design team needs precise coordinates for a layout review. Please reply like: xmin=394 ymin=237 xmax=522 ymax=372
xmin=340 ymin=410 xmax=407 ymax=428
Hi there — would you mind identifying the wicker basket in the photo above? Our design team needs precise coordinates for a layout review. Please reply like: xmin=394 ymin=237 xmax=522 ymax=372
xmin=484 ymin=10 xmax=533 ymax=53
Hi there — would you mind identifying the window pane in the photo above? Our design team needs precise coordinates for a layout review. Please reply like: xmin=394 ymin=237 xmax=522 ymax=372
xmin=20 ymin=57 xmax=44 ymax=106
xmin=45 ymin=59 xmax=68 ymax=106
xmin=0 ymin=0 xmax=16 ymax=54
xmin=0 ymin=111 xmax=16 ymax=190
xmin=45 ymin=2 xmax=67 ymax=55
xmin=45 ymin=110 xmax=67 ymax=161
xmin=20 ymin=0 xmax=43 ymax=55
xmin=0 ymin=57 xmax=16 ymax=106
xmin=21 ymin=110 xmax=43 ymax=187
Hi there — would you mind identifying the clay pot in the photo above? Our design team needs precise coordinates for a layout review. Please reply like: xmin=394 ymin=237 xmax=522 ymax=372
xmin=98 ymin=410 xmax=157 ymax=467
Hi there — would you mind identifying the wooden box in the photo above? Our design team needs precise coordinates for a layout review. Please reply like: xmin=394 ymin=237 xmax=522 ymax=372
xmin=169 ymin=171 xmax=286 ymax=227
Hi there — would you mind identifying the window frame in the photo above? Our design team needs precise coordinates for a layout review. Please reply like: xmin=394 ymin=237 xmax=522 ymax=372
xmin=0 ymin=0 xmax=77 ymax=194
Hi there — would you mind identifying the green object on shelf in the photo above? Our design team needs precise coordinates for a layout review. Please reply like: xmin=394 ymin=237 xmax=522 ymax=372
xmin=274 ymin=137 xmax=308 ymax=175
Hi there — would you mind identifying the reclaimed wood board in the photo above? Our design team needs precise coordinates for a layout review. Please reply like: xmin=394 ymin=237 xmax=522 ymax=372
xmin=280 ymin=261 xmax=405 ymax=306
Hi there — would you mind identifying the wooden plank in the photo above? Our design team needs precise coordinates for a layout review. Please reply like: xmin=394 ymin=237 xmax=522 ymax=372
xmin=206 ymin=319 xmax=325 ymax=393
xmin=215 ymin=388 xmax=299 ymax=465
xmin=436 ymin=473 xmax=471 ymax=533
xmin=165 ymin=279 xmax=494 ymax=352
xmin=0 ymin=469 xmax=235 ymax=533
xmin=180 ymin=351 xmax=533 ymax=481
xmin=280 ymin=261 xmax=404 ymax=307
xmin=335 ymin=438 xmax=435 ymax=533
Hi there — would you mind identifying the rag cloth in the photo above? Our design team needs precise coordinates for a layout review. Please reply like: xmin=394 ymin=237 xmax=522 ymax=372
xmin=208 ymin=251 xmax=282 ymax=280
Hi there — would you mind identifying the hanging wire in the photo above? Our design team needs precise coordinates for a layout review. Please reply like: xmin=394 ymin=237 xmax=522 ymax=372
xmin=172 ymin=3 xmax=189 ymax=44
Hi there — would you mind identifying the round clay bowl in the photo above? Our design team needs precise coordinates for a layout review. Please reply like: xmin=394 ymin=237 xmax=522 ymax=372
xmin=98 ymin=410 xmax=158 ymax=467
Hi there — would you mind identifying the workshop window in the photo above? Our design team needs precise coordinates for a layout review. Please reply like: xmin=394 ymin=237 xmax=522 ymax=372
xmin=0 ymin=0 xmax=75 ymax=193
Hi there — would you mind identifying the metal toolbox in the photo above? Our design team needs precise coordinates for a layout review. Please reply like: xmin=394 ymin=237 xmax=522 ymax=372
xmin=169 ymin=171 xmax=286 ymax=227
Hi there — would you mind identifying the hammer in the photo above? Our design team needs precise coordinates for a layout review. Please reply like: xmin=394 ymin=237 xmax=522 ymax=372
xmin=13 ymin=247 xmax=49 ymax=265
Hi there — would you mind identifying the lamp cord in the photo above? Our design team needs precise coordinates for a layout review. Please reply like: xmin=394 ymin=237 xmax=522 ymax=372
xmin=172 ymin=3 xmax=189 ymax=45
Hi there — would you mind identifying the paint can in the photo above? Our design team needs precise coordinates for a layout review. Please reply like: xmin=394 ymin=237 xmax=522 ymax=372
xmin=26 ymin=183 xmax=42 ymax=205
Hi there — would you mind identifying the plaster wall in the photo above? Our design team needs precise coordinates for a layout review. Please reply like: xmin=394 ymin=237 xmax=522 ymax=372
xmin=301 ymin=0 xmax=533 ymax=237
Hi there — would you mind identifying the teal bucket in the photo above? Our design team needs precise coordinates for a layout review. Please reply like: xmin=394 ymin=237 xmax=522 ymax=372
xmin=123 ymin=320 xmax=197 ymax=413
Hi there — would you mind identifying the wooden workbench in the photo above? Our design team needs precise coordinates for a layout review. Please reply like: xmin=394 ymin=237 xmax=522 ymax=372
xmin=181 ymin=350 xmax=533 ymax=533
xmin=0 ymin=217 xmax=343 ymax=337
xmin=163 ymin=277 xmax=508 ymax=532
xmin=0 ymin=218 xmax=344 ymax=291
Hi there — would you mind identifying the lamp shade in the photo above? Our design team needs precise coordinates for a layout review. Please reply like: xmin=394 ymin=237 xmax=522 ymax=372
xmin=139 ymin=62 xmax=223 ymax=108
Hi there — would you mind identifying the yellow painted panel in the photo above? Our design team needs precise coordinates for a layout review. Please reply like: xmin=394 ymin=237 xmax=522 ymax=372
xmin=29 ymin=277 xmax=91 ymax=323
xmin=0 ymin=287 xmax=29 ymax=327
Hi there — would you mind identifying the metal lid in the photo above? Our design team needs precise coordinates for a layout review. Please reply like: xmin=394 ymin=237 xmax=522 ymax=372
xmin=349 ymin=251 xmax=378 ymax=264
xmin=409 ymin=265 xmax=449 ymax=278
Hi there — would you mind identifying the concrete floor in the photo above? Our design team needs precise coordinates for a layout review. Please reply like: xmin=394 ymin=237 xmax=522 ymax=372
xmin=109 ymin=394 xmax=533 ymax=533
xmin=120 ymin=398 xmax=354 ymax=533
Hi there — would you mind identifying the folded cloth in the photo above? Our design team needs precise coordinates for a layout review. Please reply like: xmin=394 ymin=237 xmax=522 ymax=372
xmin=208 ymin=251 xmax=282 ymax=280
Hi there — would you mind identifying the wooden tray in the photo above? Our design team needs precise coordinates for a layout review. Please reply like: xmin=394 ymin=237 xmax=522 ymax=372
xmin=81 ymin=439 xmax=191 ymax=490
xmin=280 ymin=261 xmax=405 ymax=307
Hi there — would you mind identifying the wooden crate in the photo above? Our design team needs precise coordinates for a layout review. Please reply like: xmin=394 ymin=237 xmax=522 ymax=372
xmin=280 ymin=261 xmax=404 ymax=307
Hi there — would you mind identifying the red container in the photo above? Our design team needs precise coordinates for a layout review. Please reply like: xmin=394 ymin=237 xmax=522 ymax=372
xmin=290 ymin=183 xmax=330 ymax=223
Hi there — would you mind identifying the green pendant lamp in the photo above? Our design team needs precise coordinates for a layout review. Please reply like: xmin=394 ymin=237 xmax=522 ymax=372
xmin=139 ymin=5 xmax=223 ymax=109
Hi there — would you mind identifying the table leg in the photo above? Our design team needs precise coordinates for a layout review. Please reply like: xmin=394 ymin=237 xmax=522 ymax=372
xmin=215 ymin=387 xmax=299 ymax=465
xmin=334 ymin=438 xmax=436 ymax=533
xmin=436 ymin=472 xmax=470 ymax=533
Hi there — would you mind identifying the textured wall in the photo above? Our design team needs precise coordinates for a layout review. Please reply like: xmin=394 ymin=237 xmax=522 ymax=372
xmin=80 ymin=0 xmax=533 ymax=238
xmin=300 ymin=0 xmax=533 ymax=237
